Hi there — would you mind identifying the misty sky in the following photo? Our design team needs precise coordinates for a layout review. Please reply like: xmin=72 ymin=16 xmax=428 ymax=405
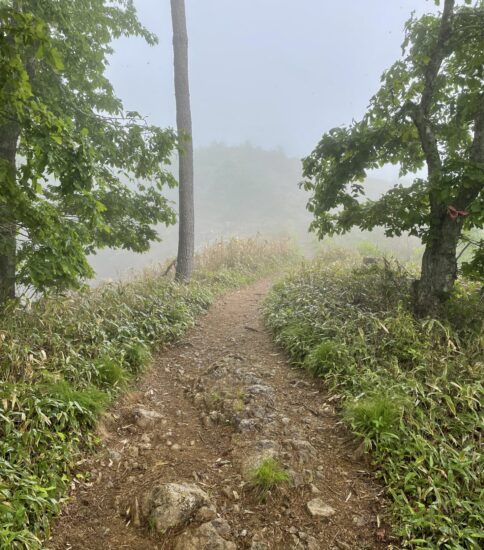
xmin=108 ymin=0 xmax=439 ymax=164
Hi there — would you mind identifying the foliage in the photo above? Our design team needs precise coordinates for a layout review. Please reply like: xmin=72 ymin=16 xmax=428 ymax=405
xmin=302 ymin=1 xmax=484 ymax=294
xmin=0 ymin=1 xmax=177 ymax=294
xmin=0 ymin=238 xmax=299 ymax=548
xmin=344 ymin=396 xmax=404 ymax=450
xmin=265 ymin=255 xmax=483 ymax=548
xmin=248 ymin=458 xmax=290 ymax=495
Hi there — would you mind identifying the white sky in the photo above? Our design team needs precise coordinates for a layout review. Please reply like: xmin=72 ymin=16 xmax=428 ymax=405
xmin=108 ymin=0 xmax=440 ymax=160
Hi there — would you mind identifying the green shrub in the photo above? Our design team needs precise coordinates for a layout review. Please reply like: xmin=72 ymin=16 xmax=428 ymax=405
xmin=94 ymin=355 xmax=130 ymax=388
xmin=265 ymin=255 xmax=483 ymax=548
xmin=304 ymin=339 xmax=351 ymax=376
xmin=123 ymin=342 xmax=152 ymax=373
xmin=344 ymin=395 xmax=403 ymax=448
xmin=249 ymin=458 xmax=290 ymax=494
xmin=40 ymin=380 xmax=109 ymax=420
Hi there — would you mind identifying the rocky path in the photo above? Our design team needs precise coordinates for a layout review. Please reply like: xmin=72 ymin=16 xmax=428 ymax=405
xmin=49 ymin=279 xmax=391 ymax=550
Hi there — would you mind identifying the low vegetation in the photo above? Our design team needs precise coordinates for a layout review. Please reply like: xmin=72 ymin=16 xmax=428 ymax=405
xmin=265 ymin=250 xmax=483 ymax=549
xmin=249 ymin=458 xmax=290 ymax=496
xmin=0 ymin=237 xmax=298 ymax=549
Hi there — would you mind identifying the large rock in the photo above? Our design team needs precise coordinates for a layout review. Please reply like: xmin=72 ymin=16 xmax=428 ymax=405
xmin=306 ymin=498 xmax=336 ymax=519
xmin=284 ymin=439 xmax=317 ymax=464
xmin=133 ymin=406 xmax=163 ymax=428
xmin=174 ymin=521 xmax=236 ymax=550
xmin=141 ymin=483 xmax=211 ymax=532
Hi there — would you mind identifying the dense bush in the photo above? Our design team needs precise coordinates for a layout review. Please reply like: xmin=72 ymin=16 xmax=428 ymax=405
xmin=265 ymin=253 xmax=483 ymax=549
xmin=0 ymin=237 xmax=299 ymax=548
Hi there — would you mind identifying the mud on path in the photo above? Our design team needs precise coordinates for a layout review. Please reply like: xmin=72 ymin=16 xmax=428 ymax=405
xmin=49 ymin=279 xmax=392 ymax=550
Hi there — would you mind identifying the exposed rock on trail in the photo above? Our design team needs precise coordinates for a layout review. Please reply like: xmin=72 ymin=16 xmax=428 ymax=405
xmin=140 ymin=483 xmax=211 ymax=532
xmin=49 ymin=279 xmax=391 ymax=549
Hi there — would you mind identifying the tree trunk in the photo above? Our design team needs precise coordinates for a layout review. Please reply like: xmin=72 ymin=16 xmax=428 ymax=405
xmin=413 ymin=214 xmax=462 ymax=315
xmin=411 ymin=0 xmax=458 ymax=315
xmin=170 ymin=0 xmax=194 ymax=282
xmin=0 ymin=120 xmax=19 ymax=304
xmin=414 ymin=92 xmax=484 ymax=315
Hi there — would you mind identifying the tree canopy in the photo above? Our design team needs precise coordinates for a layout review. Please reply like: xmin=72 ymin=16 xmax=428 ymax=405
xmin=0 ymin=0 xmax=177 ymax=296
xmin=302 ymin=0 xmax=483 ymax=311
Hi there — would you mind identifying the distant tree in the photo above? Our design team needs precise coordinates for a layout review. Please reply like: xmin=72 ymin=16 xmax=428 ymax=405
xmin=302 ymin=0 xmax=483 ymax=314
xmin=170 ymin=0 xmax=195 ymax=281
xmin=0 ymin=1 xmax=177 ymax=303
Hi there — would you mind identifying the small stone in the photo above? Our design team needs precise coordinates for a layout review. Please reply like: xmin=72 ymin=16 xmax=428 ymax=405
xmin=250 ymin=533 xmax=270 ymax=549
xmin=352 ymin=515 xmax=366 ymax=527
xmin=289 ymin=470 xmax=304 ymax=488
xmin=281 ymin=417 xmax=290 ymax=425
xmin=246 ymin=384 xmax=273 ymax=396
xmin=307 ymin=535 xmax=320 ymax=550
xmin=190 ymin=440 xmax=195 ymax=446
xmin=237 ymin=418 xmax=259 ymax=432
xmin=310 ymin=483 xmax=320 ymax=494
xmin=133 ymin=406 xmax=163 ymax=428
xmin=288 ymin=526 xmax=298 ymax=535
xmin=108 ymin=449 xmax=122 ymax=463
xmin=306 ymin=498 xmax=336 ymax=519
xmin=201 ymin=415 xmax=213 ymax=428
xmin=129 ymin=446 xmax=139 ymax=458
xmin=241 ymin=529 xmax=248 ymax=537
xmin=222 ymin=486 xmax=232 ymax=499
xmin=171 ymin=443 xmax=181 ymax=451
xmin=303 ymin=469 xmax=314 ymax=483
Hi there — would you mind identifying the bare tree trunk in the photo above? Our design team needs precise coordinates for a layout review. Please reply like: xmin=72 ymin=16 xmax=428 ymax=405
xmin=413 ymin=216 xmax=462 ymax=315
xmin=0 ymin=120 xmax=19 ymax=304
xmin=414 ymin=92 xmax=484 ymax=314
xmin=170 ymin=0 xmax=194 ymax=282
xmin=410 ymin=0 xmax=458 ymax=314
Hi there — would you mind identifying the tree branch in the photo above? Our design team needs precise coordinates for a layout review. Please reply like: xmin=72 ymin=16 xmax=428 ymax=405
xmin=455 ymin=93 xmax=484 ymax=210
xmin=411 ymin=0 xmax=455 ymax=179
xmin=421 ymin=0 xmax=455 ymax=117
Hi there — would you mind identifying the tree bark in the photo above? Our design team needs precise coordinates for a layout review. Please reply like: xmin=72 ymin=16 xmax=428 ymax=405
xmin=0 ymin=120 xmax=19 ymax=304
xmin=411 ymin=0 xmax=458 ymax=314
xmin=413 ymin=217 xmax=462 ymax=315
xmin=170 ymin=0 xmax=194 ymax=282
xmin=414 ymin=92 xmax=484 ymax=314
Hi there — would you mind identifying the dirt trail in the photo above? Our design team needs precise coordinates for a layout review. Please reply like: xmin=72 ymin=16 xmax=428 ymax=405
xmin=49 ymin=279 xmax=391 ymax=550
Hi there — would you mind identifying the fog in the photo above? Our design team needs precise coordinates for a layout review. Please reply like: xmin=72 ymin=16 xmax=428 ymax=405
xmin=90 ymin=0 xmax=438 ymax=281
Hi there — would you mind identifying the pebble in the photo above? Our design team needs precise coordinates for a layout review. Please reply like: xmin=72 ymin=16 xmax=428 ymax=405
xmin=306 ymin=498 xmax=336 ymax=519
xmin=171 ymin=443 xmax=181 ymax=451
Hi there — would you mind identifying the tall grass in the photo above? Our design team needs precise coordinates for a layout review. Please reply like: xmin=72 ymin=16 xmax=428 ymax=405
xmin=265 ymin=253 xmax=483 ymax=549
xmin=0 ymin=237 xmax=299 ymax=549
